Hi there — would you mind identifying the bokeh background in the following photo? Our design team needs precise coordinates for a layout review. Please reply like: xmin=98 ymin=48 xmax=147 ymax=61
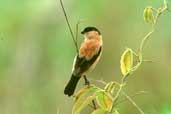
xmin=0 ymin=0 xmax=171 ymax=114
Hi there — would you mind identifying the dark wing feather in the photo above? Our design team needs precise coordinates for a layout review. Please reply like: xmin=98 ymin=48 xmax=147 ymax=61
xmin=73 ymin=46 xmax=102 ymax=75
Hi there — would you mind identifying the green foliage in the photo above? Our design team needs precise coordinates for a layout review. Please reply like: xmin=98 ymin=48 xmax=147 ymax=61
xmin=65 ymin=0 xmax=170 ymax=114
xmin=74 ymin=85 xmax=98 ymax=101
xmin=72 ymin=85 xmax=99 ymax=114
xmin=96 ymin=90 xmax=113 ymax=111
xmin=120 ymin=48 xmax=134 ymax=76
xmin=73 ymin=93 xmax=96 ymax=114
xmin=144 ymin=7 xmax=155 ymax=24
xmin=104 ymin=82 xmax=116 ymax=94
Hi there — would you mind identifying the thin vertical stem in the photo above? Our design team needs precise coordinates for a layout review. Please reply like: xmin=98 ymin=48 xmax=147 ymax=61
xmin=60 ymin=0 xmax=79 ymax=54
xmin=75 ymin=21 xmax=80 ymax=47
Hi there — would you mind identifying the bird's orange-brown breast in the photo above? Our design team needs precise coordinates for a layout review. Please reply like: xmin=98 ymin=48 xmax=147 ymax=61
xmin=79 ymin=37 xmax=102 ymax=60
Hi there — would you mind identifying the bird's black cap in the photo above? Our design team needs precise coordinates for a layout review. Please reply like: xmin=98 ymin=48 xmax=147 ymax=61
xmin=81 ymin=27 xmax=101 ymax=35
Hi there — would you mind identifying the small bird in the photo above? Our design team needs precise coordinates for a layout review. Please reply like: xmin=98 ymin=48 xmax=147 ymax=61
xmin=64 ymin=26 xmax=103 ymax=96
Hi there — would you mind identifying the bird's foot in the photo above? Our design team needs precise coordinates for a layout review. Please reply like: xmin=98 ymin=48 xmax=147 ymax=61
xmin=83 ymin=75 xmax=90 ymax=85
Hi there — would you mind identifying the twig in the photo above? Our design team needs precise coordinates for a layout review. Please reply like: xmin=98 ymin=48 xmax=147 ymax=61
xmin=139 ymin=0 xmax=169 ymax=57
xmin=122 ymin=91 xmax=145 ymax=114
xmin=110 ymin=74 xmax=128 ymax=112
xmin=92 ymin=100 xmax=97 ymax=109
xmin=133 ymin=0 xmax=169 ymax=73
xmin=112 ymin=0 xmax=169 ymax=113
xmin=75 ymin=21 xmax=80 ymax=47
xmin=75 ymin=19 xmax=86 ymax=46
xmin=115 ymin=91 xmax=148 ymax=106
xmin=139 ymin=29 xmax=154 ymax=55
xmin=59 ymin=0 xmax=79 ymax=54
xmin=138 ymin=59 xmax=153 ymax=62
xmin=89 ymin=78 xmax=107 ymax=85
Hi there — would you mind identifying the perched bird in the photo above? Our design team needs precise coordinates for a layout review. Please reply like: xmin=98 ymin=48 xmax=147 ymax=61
xmin=64 ymin=26 xmax=103 ymax=96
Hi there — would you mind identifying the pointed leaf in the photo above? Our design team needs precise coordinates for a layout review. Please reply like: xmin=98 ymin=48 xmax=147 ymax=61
xmin=96 ymin=91 xmax=113 ymax=111
xmin=74 ymin=85 xmax=98 ymax=102
xmin=104 ymin=82 xmax=116 ymax=94
xmin=72 ymin=93 xmax=96 ymax=114
xmin=144 ymin=6 xmax=154 ymax=24
xmin=72 ymin=85 xmax=100 ymax=114
xmin=120 ymin=48 xmax=133 ymax=76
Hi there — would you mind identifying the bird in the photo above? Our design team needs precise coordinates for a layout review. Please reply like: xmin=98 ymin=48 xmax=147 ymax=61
xmin=64 ymin=26 xmax=103 ymax=97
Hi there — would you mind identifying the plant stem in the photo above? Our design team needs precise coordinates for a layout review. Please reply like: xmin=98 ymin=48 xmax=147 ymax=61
xmin=110 ymin=74 xmax=128 ymax=112
xmin=122 ymin=91 xmax=145 ymax=114
xmin=136 ymin=0 xmax=168 ymax=71
xmin=115 ymin=91 xmax=147 ymax=106
xmin=139 ymin=29 xmax=154 ymax=55
xmin=140 ymin=0 xmax=168 ymax=55
xmin=60 ymin=0 xmax=79 ymax=54
xmin=75 ymin=21 xmax=81 ymax=49
xmin=111 ymin=1 xmax=169 ymax=112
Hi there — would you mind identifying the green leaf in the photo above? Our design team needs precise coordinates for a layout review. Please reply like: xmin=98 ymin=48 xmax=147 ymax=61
xmin=72 ymin=93 xmax=96 ymax=114
xmin=96 ymin=91 xmax=113 ymax=111
xmin=72 ymin=85 xmax=100 ymax=114
xmin=104 ymin=82 xmax=116 ymax=94
xmin=143 ymin=6 xmax=154 ymax=24
xmin=92 ymin=108 xmax=108 ymax=114
xmin=120 ymin=48 xmax=133 ymax=76
xmin=74 ymin=85 xmax=97 ymax=102
xmin=112 ymin=110 xmax=119 ymax=114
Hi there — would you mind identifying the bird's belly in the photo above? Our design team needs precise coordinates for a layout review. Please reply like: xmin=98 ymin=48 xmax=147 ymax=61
xmin=83 ymin=53 xmax=101 ymax=75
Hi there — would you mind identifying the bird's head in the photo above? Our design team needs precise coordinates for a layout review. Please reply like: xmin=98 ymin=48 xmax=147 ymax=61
xmin=81 ymin=27 xmax=101 ymax=39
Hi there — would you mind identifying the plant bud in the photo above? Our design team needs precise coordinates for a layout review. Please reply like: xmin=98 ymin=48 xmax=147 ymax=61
xmin=144 ymin=7 xmax=154 ymax=24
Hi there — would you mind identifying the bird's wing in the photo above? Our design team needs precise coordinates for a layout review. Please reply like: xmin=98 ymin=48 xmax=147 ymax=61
xmin=73 ymin=46 xmax=102 ymax=76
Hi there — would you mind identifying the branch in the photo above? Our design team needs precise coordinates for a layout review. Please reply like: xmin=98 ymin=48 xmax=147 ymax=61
xmin=139 ymin=29 xmax=154 ymax=56
xmin=88 ymin=78 xmax=107 ymax=85
xmin=139 ymin=0 xmax=169 ymax=57
xmin=115 ymin=91 xmax=148 ymax=106
xmin=110 ymin=74 xmax=128 ymax=112
xmin=122 ymin=91 xmax=145 ymax=114
xmin=60 ymin=0 xmax=79 ymax=54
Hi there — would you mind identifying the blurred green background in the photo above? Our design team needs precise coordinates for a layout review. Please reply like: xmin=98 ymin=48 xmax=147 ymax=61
xmin=0 ymin=0 xmax=171 ymax=114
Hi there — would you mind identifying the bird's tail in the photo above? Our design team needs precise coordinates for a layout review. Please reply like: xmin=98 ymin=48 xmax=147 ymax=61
xmin=64 ymin=74 xmax=81 ymax=96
